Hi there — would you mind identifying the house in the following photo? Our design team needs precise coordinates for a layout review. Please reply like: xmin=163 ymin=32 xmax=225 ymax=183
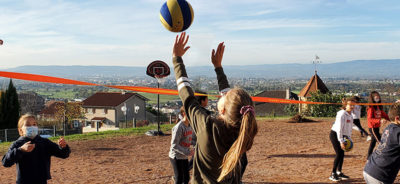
xmin=82 ymin=92 xmax=149 ymax=128
xmin=298 ymin=71 xmax=329 ymax=113
xmin=254 ymin=89 xmax=298 ymax=116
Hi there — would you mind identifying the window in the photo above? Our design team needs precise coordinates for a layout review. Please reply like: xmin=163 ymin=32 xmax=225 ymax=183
xmin=88 ymin=108 xmax=93 ymax=114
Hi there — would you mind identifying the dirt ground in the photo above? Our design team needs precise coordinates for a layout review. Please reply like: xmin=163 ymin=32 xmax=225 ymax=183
xmin=1 ymin=119 xmax=400 ymax=184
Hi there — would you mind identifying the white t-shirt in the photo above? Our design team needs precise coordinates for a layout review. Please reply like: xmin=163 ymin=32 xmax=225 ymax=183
xmin=352 ymin=105 xmax=361 ymax=119
xmin=332 ymin=109 xmax=353 ymax=143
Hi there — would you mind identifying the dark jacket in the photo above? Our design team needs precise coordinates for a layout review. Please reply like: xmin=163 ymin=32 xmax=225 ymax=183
xmin=2 ymin=136 xmax=70 ymax=184
xmin=173 ymin=56 xmax=242 ymax=184
xmin=364 ymin=123 xmax=400 ymax=184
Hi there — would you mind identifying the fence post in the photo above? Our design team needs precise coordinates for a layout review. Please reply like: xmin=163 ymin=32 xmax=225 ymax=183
xmin=53 ymin=125 xmax=56 ymax=137
xmin=5 ymin=129 xmax=7 ymax=142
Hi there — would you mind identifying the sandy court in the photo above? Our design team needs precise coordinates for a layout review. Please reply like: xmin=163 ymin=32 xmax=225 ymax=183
xmin=1 ymin=119 xmax=399 ymax=184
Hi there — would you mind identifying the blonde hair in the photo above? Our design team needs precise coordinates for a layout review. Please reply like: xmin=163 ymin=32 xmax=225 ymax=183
xmin=389 ymin=102 xmax=400 ymax=123
xmin=217 ymin=88 xmax=258 ymax=182
xmin=17 ymin=114 xmax=36 ymax=136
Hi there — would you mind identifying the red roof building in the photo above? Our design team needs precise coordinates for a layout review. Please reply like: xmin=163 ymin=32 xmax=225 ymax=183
xmin=298 ymin=73 xmax=329 ymax=98
xmin=82 ymin=92 xmax=149 ymax=128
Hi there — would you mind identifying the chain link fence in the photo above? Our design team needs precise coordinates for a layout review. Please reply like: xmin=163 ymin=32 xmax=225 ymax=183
xmin=0 ymin=126 xmax=82 ymax=143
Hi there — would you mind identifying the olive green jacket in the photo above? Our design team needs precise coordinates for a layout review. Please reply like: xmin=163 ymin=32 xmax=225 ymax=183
xmin=173 ymin=56 xmax=241 ymax=184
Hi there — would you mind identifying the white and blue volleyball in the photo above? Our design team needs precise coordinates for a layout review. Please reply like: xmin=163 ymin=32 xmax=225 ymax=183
xmin=159 ymin=0 xmax=194 ymax=32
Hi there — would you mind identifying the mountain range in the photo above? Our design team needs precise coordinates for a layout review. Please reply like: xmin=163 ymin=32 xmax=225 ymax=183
xmin=4 ymin=59 xmax=400 ymax=79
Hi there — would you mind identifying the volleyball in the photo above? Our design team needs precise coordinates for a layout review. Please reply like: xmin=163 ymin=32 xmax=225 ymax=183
xmin=159 ymin=0 xmax=194 ymax=32
xmin=343 ymin=138 xmax=353 ymax=152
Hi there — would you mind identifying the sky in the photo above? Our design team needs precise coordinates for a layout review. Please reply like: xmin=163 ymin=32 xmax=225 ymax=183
xmin=0 ymin=0 xmax=399 ymax=69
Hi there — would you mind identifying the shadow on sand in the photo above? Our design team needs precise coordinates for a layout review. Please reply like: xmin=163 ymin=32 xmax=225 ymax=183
xmin=268 ymin=154 xmax=360 ymax=158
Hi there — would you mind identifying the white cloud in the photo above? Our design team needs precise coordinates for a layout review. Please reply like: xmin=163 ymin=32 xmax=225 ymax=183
xmin=0 ymin=0 xmax=399 ymax=69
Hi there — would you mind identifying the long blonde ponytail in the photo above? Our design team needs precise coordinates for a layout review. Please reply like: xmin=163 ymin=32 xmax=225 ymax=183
xmin=217 ymin=88 xmax=258 ymax=182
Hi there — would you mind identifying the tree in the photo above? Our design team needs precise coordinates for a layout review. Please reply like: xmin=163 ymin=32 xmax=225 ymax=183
xmin=284 ymin=104 xmax=299 ymax=116
xmin=0 ymin=79 xmax=21 ymax=128
xmin=0 ymin=91 xmax=5 ymax=129
xmin=53 ymin=101 xmax=84 ymax=127
xmin=307 ymin=91 xmax=345 ymax=117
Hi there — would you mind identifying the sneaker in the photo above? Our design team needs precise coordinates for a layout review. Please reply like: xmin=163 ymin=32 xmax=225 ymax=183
xmin=329 ymin=173 xmax=340 ymax=182
xmin=337 ymin=172 xmax=350 ymax=180
xmin=366 ymin=136 xmax=371 ymax=141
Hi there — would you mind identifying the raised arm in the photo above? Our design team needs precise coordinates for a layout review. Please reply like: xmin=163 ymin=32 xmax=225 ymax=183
xmin=211 ymin=42 xmax=230 ymax=94
xmin=172 ymin=32 xmax=210 ymax=135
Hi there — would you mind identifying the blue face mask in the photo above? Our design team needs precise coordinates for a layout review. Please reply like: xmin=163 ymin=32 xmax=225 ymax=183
xmin=25 ymin=126 xmax=38 ymax=139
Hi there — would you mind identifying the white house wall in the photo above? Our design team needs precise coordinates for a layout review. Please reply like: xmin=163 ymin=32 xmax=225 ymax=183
xmin=84 ymin=109 xmax=116 ymax=124
xmin=115 ymin=96 xmax=146 ymax=127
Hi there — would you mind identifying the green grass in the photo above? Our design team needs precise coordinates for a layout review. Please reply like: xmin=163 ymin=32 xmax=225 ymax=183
xmin=32 ymin=88 xmax=78 ymax=99
xmin=138 ymin=92 xmax=180 ymax=104
xmin=0 ymin=124 xmax=175 ymax=155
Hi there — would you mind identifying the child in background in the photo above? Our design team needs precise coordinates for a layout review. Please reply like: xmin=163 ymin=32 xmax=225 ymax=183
xmin=364 ymin=102 xmax=400 ymax=184
xmin=2 ymin=114 xmax=70 ymax=184
xmin=351 ymin=96 xmax=369 ymax=139
xmin=172 ymin=32 xmax=258 ymax=183
xmin=329 ymin=98 xmax=355 ymax=182
xmin=367 ymin=91 xmax=390 ymax=159
xmin=169 ymin=106 xmax=194 ymax=184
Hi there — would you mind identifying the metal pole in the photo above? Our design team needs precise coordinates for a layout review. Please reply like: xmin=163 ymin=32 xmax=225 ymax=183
xmin=53 ymin=125 xmax=56 ymax=137
xmin=134 ymin=114 xmax=136 ymax=128
xmin=157 ymin=82 xmax=160 ymax=134
xmin=125 ymin=113 xmax=127 ymax=128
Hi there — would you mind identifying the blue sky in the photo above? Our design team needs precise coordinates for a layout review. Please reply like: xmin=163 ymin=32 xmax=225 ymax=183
xmin=0 ymin=0 xmax=399 ymax=69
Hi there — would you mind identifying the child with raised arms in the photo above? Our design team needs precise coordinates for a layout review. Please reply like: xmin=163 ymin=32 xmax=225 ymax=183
xmin=172 ymin=32 xmax=258 ymax=183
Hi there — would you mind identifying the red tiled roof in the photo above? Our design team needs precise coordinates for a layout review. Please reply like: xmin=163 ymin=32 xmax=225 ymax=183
xmin=298 ymin=73 xmax=329 ymax=97
xmin=39 ymin=101 xmax=64 ymax=115
xmin=82 ymin=92 xmax=148 ymax=107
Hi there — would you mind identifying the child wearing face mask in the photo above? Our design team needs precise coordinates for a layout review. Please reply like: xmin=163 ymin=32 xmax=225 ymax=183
xmin=2 ymin=114 xmax=70 ymax=184
xmin=367 ymin=91 xmax=390 ymax=159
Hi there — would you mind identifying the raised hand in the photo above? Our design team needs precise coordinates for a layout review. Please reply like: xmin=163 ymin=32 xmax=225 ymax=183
xmin=58 ymin=137 xmax=67 ymax=148
xmin=211 ymin=42 xmax=225 ymax=68
xmin=173 ymin=32 xmax=190 ymax=57
xmin=19 ymin=141 xmax=35 ymax=152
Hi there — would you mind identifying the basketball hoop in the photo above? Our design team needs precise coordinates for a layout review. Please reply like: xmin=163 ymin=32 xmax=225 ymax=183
xmin=146 ymin=60 xmax=170 ymax=79
xmin=146 ymin=60 xmax=170 ymax=136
